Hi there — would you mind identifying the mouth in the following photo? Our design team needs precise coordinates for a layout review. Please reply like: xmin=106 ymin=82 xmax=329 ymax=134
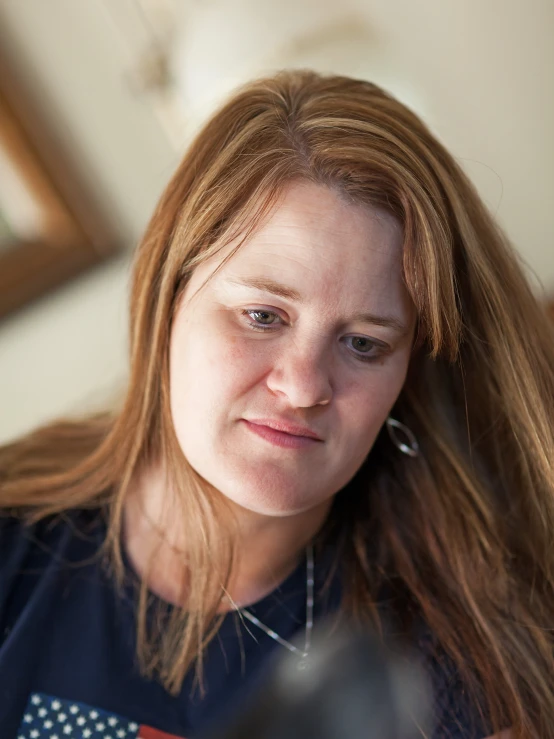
xmin=244 ymin=418 xmax=323 ymax=440
xmin=241 ymin=420 xmax=323 ymax=449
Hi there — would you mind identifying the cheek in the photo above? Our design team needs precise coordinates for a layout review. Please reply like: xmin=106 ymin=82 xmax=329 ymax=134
xmin=345 ymin=359 xmax=410 ymax=441
xmin=169 ymin=321 xmax=265 ymax=426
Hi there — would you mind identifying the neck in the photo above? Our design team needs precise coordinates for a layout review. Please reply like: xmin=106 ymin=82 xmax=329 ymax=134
xmin=221 ymin=501 xmax=329 ymax=608
xmin=123 ymin=461 xmax=331 ymax=610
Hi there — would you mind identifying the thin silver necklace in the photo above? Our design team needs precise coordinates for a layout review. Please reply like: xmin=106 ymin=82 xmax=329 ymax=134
xmin=226 ymin=545 xmax=314 ymax=671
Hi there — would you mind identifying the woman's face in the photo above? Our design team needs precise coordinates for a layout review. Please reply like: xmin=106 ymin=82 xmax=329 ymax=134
xmin=169 ymin=181 xmax=415 ymax=517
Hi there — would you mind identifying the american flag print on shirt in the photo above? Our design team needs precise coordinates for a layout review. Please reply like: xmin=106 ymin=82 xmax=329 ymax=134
xmin=17 ymin=693 xmax=186 ymax=739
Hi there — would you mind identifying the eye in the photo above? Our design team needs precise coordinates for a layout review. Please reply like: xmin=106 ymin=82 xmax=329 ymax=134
xmin=343 ymin=336 xmax=386 ymax=363
xmin=241 ymin=308 xmax=282 ymax=330
xmin=240 ymin=310 xmax=388 ymax=362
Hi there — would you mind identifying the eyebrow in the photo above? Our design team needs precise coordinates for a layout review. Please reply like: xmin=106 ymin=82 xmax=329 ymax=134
xmin=224 ymin=276 xmax=409 ymax=334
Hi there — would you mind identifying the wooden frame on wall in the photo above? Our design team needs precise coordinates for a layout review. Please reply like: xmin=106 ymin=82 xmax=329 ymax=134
xmin=0 ymin=41 xmax=122 ymax=320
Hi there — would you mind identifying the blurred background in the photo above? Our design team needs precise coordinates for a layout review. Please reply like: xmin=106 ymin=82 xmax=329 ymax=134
xmin=0 ymin=0 xmax=553 ymax=444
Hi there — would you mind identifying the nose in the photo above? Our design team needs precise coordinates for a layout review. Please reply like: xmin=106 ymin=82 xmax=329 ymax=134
xmin=265 ymin=340 xmax=333 ymax=408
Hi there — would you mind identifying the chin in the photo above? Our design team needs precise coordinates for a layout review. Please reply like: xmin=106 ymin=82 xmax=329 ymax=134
xmin=194 ymin=457 xmax=330 ymax=517
xmin=222 ymin=480 xmax=326 ymax=518
xmin=232 ymin=498 xmax=318 ymax=518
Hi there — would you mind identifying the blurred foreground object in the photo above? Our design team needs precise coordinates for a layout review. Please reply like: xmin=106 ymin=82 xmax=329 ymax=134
xmin=211 ymin=621 xmax=431 ymax=739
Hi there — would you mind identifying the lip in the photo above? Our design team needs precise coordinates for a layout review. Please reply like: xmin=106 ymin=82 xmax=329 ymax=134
xmin=244 ymin=418 xmax=323 ymax=440
xmin=241 ymin=419 xmax=323 ymax=449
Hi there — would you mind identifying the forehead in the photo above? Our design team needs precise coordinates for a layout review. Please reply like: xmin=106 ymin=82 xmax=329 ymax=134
xmin=185 ymin=181 xmax=406 ymax=308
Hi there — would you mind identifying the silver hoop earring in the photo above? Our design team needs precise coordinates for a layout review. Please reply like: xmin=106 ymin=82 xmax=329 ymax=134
xmin=386 ymin=417 xmax=419 ymax=457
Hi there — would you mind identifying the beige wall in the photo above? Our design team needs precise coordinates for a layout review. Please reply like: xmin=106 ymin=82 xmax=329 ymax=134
xmin=0 ymin=0 xmax=178 ymax=444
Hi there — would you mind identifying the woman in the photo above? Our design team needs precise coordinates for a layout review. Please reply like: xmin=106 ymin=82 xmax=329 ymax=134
xmin=1 ymin=70 xmax=553 ymax=739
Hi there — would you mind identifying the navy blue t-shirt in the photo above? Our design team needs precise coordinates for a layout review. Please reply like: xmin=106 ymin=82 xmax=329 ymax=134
xmin=0 ymin=510 xmax=492 ymax=738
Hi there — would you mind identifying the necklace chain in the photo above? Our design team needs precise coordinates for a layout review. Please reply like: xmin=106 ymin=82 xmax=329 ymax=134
xmin=136 ymin=499 xmax=315 ymax=663
xmin=235 ymin=545 xmax=314 ymax=664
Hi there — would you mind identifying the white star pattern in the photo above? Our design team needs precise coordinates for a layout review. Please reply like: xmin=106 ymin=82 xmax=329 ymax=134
xmin=17 ymin=692 xmax=186 ymax=739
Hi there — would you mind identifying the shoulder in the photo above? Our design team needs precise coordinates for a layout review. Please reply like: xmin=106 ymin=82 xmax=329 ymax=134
xmin=0 ymin=508 xmax=106 ymax=604
xmin=0 ymin=507 xmax=104 ymax=553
